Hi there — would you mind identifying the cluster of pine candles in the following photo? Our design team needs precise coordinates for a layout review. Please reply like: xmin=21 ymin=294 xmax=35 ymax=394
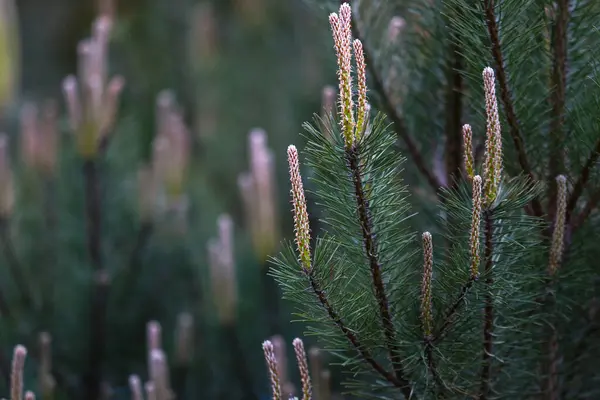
xmin=0 ymin=2 xmax=339 ymax=399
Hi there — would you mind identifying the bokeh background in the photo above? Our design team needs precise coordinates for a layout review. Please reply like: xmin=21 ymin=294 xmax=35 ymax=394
xmin=0 ymin=0 xmax=344 ymax=398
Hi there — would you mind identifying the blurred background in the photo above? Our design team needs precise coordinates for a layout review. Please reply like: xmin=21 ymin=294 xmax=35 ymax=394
xmin=0 ymin=0 xmax=342 ymax=398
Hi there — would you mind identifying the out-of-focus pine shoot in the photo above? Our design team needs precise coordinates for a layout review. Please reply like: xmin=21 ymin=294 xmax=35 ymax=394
xmin=152 ymin=91 xmax=190 ymax=202
xmin=320 ymin=85 xmax=336 ymax=139
xmin=0 ymin=0 xmax=19 ymax=113
xmin=38 ymin=332 xmax=55 ymax=400
xmin=129 ymin=375 xmax=143 ymax=400
xmin=62 ymin=16 xmax=124 ymax=159
xmin=174 ymin=312 xmax=194 ymax=366
xmin=149 ymin=349 xmax=173 ymax=400
xmin=20 ymin=101 xmax=59 ymax=177
xmin=208 ymin=214 xmax=238 ymax=325
xmin=234 ymin=0 xmax=267 ymax=27
xmin=239 ymin=128 xmax=279 ymax=263
xmin=0 ymin=134 xmax=14 ymax=218
xmin=189 ymin=2 xmax=218 ymax=70
xmin=271 ymin=335 xmax=290 ymax=394
xmin=387 ymin=16 xmax=406 ymax=43
xmin=308 ymin=347 xmax=323 ymax=400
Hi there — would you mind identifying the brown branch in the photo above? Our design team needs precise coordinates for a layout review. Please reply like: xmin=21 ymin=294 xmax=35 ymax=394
xmin=479 ymin=211 xmax=494 ymax=400
xmin=432 ymin=277 xmax=476 ymax=344
xmin=444 ymin=43 xmax=464 ymax=189
xmin=350 ymin=16 xmax=442 ymax=194
xmin=308 ymin=274 xmax=415 ymax=398
xmin=547 ymin=0 xmax=570 ymax=212
xmin=347 ymin=147 xmax=411 ymax=390
xmin=567 ymin=138 xmax=600 ymax=219
xmin=0 ymin=218 xmax=32 ymax=310
xmin=424 ymin=339 xmax=445 ymax=397
xmin=483 ymin=0 xmax=544 ymax=218
xmin=82 ymin=159 xmax=107 ymax=400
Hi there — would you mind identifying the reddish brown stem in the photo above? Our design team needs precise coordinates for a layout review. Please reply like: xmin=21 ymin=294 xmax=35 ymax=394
xmin=308 ymin=274 xmax=414 ymax=397
xmin=479 ymin=211 xmax=494 ymax=399
xmin=347 ymin=147 xmax=410 ymax=389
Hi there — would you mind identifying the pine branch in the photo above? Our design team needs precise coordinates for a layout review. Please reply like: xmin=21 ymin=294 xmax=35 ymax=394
xmin=444 ymin=43 xmax=464 ymax=189
xmin=423 ymin=339 xmax=445 ymax=397
xmin=432 ymin=277 xmax=476 ymax=344
xmin=346 ymin=146 xmax=411 ymax=391
xmin=349 ymin=14 xmax=442 ymax=194
xmin=0 ymin=218 xmax=32 ymax=310
xmin=307 ymin=274 xmax=415 ymax=398
xmin=482 ymin=0 xmax=544 ymax=218
xmin=547 ymin=0 xmax=570 ymax=207
xmin=82 ymin=159 xmax=107 ymax=400
xmin=479 ymin=210 xmax=494 ymax=400
xmin=567 ymin=138 xmax=600 ymax=219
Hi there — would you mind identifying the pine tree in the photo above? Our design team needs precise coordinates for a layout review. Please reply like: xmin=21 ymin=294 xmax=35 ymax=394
xmin=272 ymin=2 xmax=600 ymax=398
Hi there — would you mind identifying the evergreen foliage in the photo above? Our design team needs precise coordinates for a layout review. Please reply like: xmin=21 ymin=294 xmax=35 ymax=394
xmin=273 ymin=2 xmax=600 ymax=399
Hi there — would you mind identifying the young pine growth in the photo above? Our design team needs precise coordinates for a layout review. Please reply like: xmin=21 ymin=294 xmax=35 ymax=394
xmin=62 ymin=16 xmax=124 ymax=159
xmin=269 ymin=1 xmax=588 ymax=398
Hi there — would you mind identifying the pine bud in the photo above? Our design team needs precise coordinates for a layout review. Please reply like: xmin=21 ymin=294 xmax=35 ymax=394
xmin=0 ymin=134 xmax=14 ymax=217
xmin=549 ymin=175 xmax=567 ymax=276
xmin=263 ymin=340 xmax=282 ymax=400
xmin=470 ymin=175 xmax=483 ymax=279
xmin=11 ymin=345 xmax=26 ymax=400
xmin=462 ymin=124 xmax=474 ymax=180
xmin=482 ymin=67 xmax=503 ymax=205
xmin=292 ymin=338 xmax=312 ymax=400
xmin=287 ymin=145 xmax=311 ymax=272
xmin=174 ymin=312 xmax=194 ymax=366
xmin=421 ymin=232 xmax=434 ymax=338
xmin=24 ymin=392 xmax=35 ymax=400
xmin=329 ymin=3 xmax=355 ymax=148
xmin=353 ymin=39 xmax=368 ymax=142
xmin=129 ymin=375 xmax=143 ymax=400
